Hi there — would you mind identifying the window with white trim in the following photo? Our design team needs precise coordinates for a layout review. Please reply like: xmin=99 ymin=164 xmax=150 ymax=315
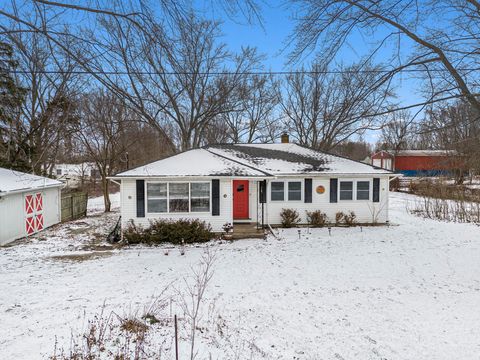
xmin=339 ymin=181 xmax=353 ymax=200
xmin=288 ymin=181 xmax=302 ymax=201
xmin=271 ymin=182 xmax=285 ymax=201
xmin=147 ymin=183 xmax=167 ymax=213
xmin=169 ymin=183 xmax=189 ymax=212
xmin=356 ymin=181 xmax=370 ymax=200
xmin=190 ymin=182 xmax=210 ymax=212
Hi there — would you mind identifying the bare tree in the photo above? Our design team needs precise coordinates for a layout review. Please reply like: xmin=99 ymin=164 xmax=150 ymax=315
xmin=73 ymin=91 xmax=136 ymax=212
xmin=377 ymin=110 xmax=417 ymax=152
xmin=221 ymin=74 xmax=281 ymax=143
xmin=176 ymin=249 xmax=216 ymax=360
xmin=418 ymin=101 xmax=480 ymax=181
xmin=0 ymin=41 xmax=27 ymax=170
xmin=332 ymin=140 xmax=372 ymax=161
xmin=281 ymin=61 xmax=393 ymax=151
xmin=0 ymin=10 xmax=83 ymax=174
xmin=290 ymin=0 xmax=480 ymax=117
xmin=1 ymin=1 xmax=264 ymax=152
xmin=86 ymin=13 xmax=260 ymax=151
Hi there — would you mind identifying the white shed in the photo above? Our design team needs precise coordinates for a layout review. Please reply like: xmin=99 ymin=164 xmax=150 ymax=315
xmin=0 ymin=167 xmax=63 ymax=246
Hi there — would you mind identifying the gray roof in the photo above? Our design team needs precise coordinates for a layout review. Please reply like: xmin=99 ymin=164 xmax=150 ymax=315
xmin=114 ymin=143 xmax=391 ymax=178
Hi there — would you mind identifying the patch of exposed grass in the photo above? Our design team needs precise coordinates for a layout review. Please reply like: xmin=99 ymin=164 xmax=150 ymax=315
xmin=49 ymin=251 xmax=113 ymax=262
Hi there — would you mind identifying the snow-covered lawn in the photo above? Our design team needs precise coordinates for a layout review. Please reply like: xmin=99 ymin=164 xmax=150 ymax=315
xmin=1 ymin=192 xmax=480 ymax=359
xmin=87 ymin=192 xmax=120 ymax=215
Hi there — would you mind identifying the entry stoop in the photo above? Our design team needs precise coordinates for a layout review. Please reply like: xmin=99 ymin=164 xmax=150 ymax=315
xmin=232 ymin=223 xmax=264 ymax=239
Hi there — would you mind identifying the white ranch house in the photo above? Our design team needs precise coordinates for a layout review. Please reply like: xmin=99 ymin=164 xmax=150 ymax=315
xmin=0 ymin=167 xmax=63 ymax=245
xmin=112 ymin=138 xmax=394 ymax=234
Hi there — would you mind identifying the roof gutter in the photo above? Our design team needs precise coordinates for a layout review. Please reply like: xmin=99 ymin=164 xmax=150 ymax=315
xmin=108 ymin=175 xmax=272 ymax=181
xmin=109 ymin=178 xmax=121 ymax=186
xmin=0 ymin=182 xmax=64 ymax=197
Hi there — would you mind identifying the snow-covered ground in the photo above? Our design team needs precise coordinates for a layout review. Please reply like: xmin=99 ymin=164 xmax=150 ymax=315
xmin=1 ymin=192 xmax=480 ymax=359
xmin=87 ymin=192 xmax=120 ymax=214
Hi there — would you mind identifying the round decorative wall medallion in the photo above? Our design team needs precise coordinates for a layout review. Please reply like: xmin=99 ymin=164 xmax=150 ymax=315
xmin=316 ymin=185 xmax=325 ymax=194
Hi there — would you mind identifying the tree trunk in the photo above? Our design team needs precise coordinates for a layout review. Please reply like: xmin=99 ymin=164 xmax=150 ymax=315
xmin=102 ymin=176 xmax=111 ymax=212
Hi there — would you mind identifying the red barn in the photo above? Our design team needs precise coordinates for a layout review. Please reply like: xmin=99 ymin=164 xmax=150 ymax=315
xmin=371 ymin=150 xmax=462 ymax=177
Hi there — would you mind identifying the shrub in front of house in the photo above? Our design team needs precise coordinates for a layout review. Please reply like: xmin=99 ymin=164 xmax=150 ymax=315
xmin=280 ymin=208 xmax=300 ymax=228
xmin=306 ymin=210 xmax=328 ymax=227
xmin=123 ymin=219 xmax=215 ymax=245
xmin=335 ymin=211 xmax=357 ymax=226
xmin=344 ymin=211 xmax=357 ymax=226
xmin=335 ymin=211 xmax=345 ymax=225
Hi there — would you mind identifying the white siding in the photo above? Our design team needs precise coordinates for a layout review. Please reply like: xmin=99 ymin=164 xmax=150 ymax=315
xmin=384 ymin=158 xmax=393 ymax=170
xmin=0 ymin=187 xmax=61 ymax=246
xmin=120 ymin=176 xmax=391 ymax=234
xmin=264 ymin=176 xmax=390 ymax=225
xmin=120 ymin=178 xmax=233 ymax=232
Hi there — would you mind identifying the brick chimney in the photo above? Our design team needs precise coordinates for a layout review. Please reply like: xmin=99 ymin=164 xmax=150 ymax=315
xmin=281 ymin=133 xmax=289 ymax=143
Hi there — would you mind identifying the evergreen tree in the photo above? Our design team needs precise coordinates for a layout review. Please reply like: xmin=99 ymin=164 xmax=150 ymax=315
xmin=0 ymin=41 xmax=27 ymax=170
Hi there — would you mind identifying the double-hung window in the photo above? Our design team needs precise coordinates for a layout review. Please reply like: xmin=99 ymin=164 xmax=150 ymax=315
xmin=288 ymin=181 xmax=302 ymax=201
xmin=147 ymin=183 xmax=167 ymax=213
xmin=169 ymin=183 xmax=189 ymax=212
xmin=339 ymin=181 xmax=353 ymax=200
xmin=356 ymin=181 xmax=370 ymax=200
xmin=271 ymin=182 xmax=284 ymax=201
xmin=190 ymin=182 xmax=210 ymax=212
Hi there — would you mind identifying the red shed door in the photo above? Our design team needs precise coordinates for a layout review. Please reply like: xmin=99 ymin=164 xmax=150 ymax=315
xmin=233 ymin=180 xmax=249 ymax=219
xmin=24 ymin=192 xmax=43 ymax=235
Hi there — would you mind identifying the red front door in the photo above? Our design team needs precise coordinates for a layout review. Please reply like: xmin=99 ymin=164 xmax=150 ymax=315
xmin=233 ymin=180 xmax=249 ymax=219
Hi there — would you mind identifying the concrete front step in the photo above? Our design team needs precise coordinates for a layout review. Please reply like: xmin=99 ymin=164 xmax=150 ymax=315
xmin=232 ymin=224 xmax=265 ymax=239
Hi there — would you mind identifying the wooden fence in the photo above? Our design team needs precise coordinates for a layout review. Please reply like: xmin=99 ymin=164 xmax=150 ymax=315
xmin=61 ymin=192 xmax=88 ymax=222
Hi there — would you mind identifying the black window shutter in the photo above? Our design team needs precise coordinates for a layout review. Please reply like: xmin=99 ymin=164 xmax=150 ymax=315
xmin=212 ymin=179 xmax=220 ymax=215
xmin=259 ymin=180 xmax=267 ymax=203
xmin=304 ymin=178 xmax=312 ymax=203
xmin=373 ymin=178 xmax=380 ymax=202
xmin=330 ymin=178 xmax=338 ymax=203
xmin=136 ymin=180 xmax=145 ymax=217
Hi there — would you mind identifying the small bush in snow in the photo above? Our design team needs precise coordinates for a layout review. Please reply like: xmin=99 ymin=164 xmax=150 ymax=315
xmin=280 ymin=208 xmax=300 ymax=228
xmin=306 ymin=210 xmax=328 ymax=227
xmin=410 ymin=194 xmax=480 ymax=223
xmin=335 ymin=211 xmax=345 ymax=225
xmin=123 ymin=219 xmax=214 ymax=245
xmin=335 ymin=211 xmax=357 ymax=226
xmin=344 ymin=211 xmax=357 ymax=226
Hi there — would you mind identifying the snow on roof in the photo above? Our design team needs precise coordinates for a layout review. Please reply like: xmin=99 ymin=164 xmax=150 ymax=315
xmin=376 ymin=149 xmax=457 ymax=157
xmin=0 ymin=167 xmax=63 ymax=195
xmin=207 ymin=143 xmax=391 ymax=175
xmin=394 ymin=150 xmax=456 ymax=157
xmin=115 ymin=143 xmax=391 ymax=178
xmin=115 ymin=148 xmax=268 ymax=177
